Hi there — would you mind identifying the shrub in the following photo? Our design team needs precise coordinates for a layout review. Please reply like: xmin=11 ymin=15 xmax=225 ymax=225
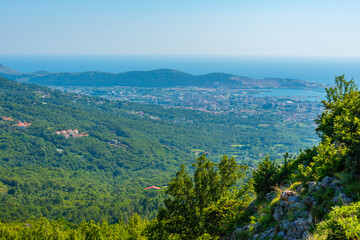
xmin=314 ymin=202 xmax=360 ymax=239
xmin=253 ymin=156 xmax=279 ymax=200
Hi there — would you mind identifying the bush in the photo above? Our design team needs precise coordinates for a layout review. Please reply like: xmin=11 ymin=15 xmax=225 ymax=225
xmin=314 ymin=202 xmax=360 ymax=239
xmin=311 ymin=187 xmax=335 ymax=220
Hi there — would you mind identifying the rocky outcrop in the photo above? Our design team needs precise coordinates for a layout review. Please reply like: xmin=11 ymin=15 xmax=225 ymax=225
xmin=272 ymin=190 xmax=311 ymax=239
xmin=230 ymin=176 xmax=354 ymax=240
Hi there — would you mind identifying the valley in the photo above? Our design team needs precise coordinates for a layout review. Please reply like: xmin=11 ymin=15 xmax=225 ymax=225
xmin=0 ymin=74 xmax=319 ymax=225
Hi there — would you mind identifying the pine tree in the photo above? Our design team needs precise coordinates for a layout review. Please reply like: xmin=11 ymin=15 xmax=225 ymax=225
xmin=146 ymin=154 xmax=250 ymax=239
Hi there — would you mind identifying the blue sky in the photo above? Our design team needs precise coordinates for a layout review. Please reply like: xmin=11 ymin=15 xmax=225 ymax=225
xmin=1 ymin=0 xmax=360 ymax=57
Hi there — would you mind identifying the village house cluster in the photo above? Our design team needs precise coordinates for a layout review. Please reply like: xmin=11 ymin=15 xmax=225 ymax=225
xmin=55 ymin=129 xmax=89 ymax=139
xmin=2 ymin=117 xmax=32 ymax=128
xmin=17 ymin=121 xmax=32 ymax=128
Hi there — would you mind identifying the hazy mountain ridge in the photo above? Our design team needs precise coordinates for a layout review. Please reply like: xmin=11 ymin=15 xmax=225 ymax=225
xmin=0 ymin=64 xmax=326 ymax=88
xmin=0 ymin=64 xmax=22 ymax=75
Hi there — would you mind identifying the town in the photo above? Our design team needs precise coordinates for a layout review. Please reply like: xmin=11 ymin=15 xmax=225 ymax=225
xmin=54 ymin=86 xmax=324 ymax=128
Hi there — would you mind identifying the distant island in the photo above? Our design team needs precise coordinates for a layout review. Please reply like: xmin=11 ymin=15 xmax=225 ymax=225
xmin=0 ymin=64 xmax=326 ymax=89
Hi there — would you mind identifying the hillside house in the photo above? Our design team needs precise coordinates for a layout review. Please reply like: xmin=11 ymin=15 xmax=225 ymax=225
xmin=1 ymin=117 xmax=14 ymax=121
xmin=145 ymin=186 xmax=161 ymax=190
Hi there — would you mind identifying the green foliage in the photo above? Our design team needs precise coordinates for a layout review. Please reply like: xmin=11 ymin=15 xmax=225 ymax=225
xmin=147 ymin=155 xmax=251 ymax=239
xmin=312 ymin=139 xmax=348 ymax=179
xmin=0 ymin=75 xmax=319 ymax=224
xmin=276 ymin=152 xmax=294 ymax=183
xmin=339 ymin=173 xmax=360 ymax=200
xmin=314 ymin=202 xmax=360 ymax=239
xmin=288 ymin=76 xmax=360 ymax=184
xmin=252 ymin=153 xmax=298 ymax=200
xmin=0 ymin=215 xmax=148 ymax=240
xmin=292 ymin=140 xmax=348 ymax=183
xmin=316 ymin=75 xmax=360 ymax=172
xmin=311 ymin=187 xmax=336 ymax=220
xmin=233 ymin=230 xmax=250 ymax=240
xmin=253 ymin=156 xmax=279 ymax=199
xmin=291 ymin=147 xmax=318 ymax=182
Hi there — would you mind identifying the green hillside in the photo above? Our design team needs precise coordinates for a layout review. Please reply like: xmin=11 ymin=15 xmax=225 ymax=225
xmin=0 ymin=76 xmax=317 ymax=225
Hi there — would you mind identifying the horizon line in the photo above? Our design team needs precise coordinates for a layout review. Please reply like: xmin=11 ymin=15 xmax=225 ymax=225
xmin=1 ymin=54 xmax=360 ymax=59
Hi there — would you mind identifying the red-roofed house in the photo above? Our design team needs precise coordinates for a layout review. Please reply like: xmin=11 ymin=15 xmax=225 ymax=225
xmin=2 ymin=117 xmax=14 ymax=121
xmin=145 ymin=186 xmax=161 ymax=190
xmin=17 ymin=121 xmax=31 ymax=128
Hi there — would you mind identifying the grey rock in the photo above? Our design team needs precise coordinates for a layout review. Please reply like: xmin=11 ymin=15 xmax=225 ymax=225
xmin=288 ymin=202 xmax=299 ymax=211
xmin=258 ymin=233 xmax=268 ymax=240
xmin=252 ymin=233 xmax=259 ymax=240
xmin=273 ymin=206 xmax=284 ymax=221
xmin=280 ymin=189 xmax=296 ymax=201
xmin=277 ymin=231 xmax=286 ymax=239
xmin=279 ymin=200 xmax=288 ymax=208
xmin=300 ymin=210 xmax=310 ymax=218
xmin=319 ymin=176 xmax=335 ymax=188
xmin=298 ymin=202 xmax=306 ymax=210
xmin=288 ymin=195 xmax=301 ymax=204
xmin=257 ymin=234 xmax=266 ymax=240
xmin=308 ymin=181 xmax=317 ymax=192
xmin=286 ymin=218 xmax=310 ymax=239
xmin=302 ymin=231 xmax=311 ymax=239
xmin=257 ymin=228 xmax=273 ymax=240
xmin=281 ymin=220 xmax=289 ymax=230
xmin=307 ymin=216 xmax=313 ymax=224
xmin=330 ymin=181 xmax=344 ymax=192
xmin=333 ymin=193 xmax=353 ymax=205
xmin=303 ymin=196 xmax=316 ymax=207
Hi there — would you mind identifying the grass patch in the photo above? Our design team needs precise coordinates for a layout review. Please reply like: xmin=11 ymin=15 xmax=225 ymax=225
xmin=230 ymin=144 xmax=245 ymax=148
xmin=191 ymin=149 xmax=205 ymax=156
xmin=0 ymin=182 xmax=8 ymax=194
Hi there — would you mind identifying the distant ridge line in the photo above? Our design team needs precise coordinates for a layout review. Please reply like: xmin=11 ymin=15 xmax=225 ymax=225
xmin=0 ymin=63 xmax=326 ymax=89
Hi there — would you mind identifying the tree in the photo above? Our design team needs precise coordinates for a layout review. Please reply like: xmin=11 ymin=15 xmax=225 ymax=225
xmin=315 ymin=75 xmax=360 ymax=171
xmin=253 ymin=156 xmax=278 ymax=200
xmin=146 ymin=155 xmax=249 ymax=239
xmin=316 ymin=74 xmax=358 ymax=141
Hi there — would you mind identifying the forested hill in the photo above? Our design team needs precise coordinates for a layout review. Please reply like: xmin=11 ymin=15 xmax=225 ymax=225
xmin=0 ymin=75 xmax=318 ymax=224
xmin=0 ymin=64 xmax=325 ymax=88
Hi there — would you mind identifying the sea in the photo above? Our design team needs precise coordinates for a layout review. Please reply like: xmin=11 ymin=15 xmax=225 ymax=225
xmin=1 ymin=55 xmax=360 ymax=99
